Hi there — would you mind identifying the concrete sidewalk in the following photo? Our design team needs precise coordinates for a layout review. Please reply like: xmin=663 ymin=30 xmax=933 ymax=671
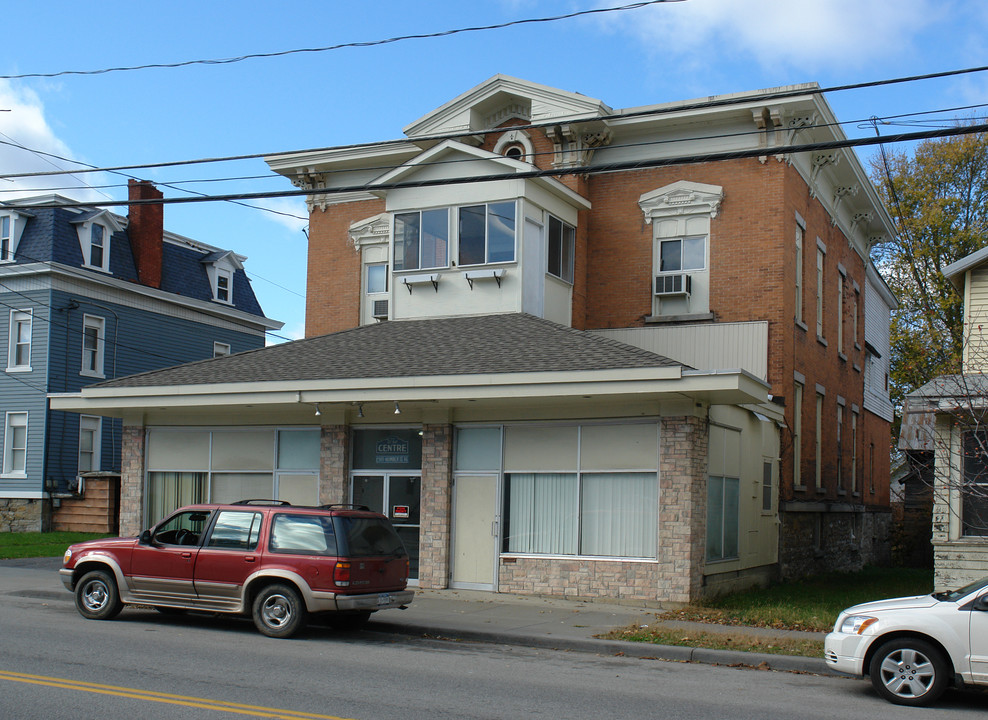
xmin=1 ymin=557 xmax=833 ymax=676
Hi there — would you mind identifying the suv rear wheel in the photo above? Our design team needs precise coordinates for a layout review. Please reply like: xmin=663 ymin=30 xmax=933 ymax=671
xmin=869 ymin=637 xmax=949 ymax=706
xmin=252 ymin=583 xmax=306 ymax=638
xmin=75 ymin=569 xmax=123 ymax=620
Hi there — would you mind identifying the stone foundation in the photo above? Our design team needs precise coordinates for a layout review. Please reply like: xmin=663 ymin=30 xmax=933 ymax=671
xmin=779 ymin=504 xmax=891 ymax=580
xmin=0 ymin=498 xmax=43 ymax=532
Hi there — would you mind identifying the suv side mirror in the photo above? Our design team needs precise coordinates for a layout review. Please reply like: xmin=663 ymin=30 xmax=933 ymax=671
xmin=974 ymin=595 xmax=988 ymax=612
xmin=139 ymin=529 xmax=152 ymax=545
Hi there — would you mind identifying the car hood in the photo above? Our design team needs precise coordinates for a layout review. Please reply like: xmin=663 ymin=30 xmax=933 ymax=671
xmin=843 ymin=594 xmax=939 ymax=615
xmin=69 ymin=536 xmax=139 ymax=555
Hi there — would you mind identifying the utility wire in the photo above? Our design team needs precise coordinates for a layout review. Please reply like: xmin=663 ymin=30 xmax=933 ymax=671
xmin=0 ymin=1 xmax=684 ymax=81
xmin=5 ymin=61 xmax=988 ymax=184
xmin=15 ymin=121 xmax=988 ymax=212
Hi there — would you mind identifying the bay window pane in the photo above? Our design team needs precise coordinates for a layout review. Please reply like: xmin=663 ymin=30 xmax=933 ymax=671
xmin=421 ymin=208 xmax=449 ymax=268
xmin=706 ymin=476 xmax=724 ymax=560
xmin=724 ymin=477 xmax=740 ymax=558
xmin=458 ymin=205 xmax=486 ymax=266
xmin=394 ymin=212 xmax=420 ymax=271
xmin=487 ymin=202 xmax=515 ymax=262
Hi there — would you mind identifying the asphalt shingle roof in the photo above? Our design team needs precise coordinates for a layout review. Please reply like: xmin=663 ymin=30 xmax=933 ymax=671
xmin=94 ymin=313 xmax=682 ymax=389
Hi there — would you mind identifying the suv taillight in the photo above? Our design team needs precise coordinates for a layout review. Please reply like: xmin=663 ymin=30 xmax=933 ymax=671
xmin=334 ymin=561 xmax=351 ymax=587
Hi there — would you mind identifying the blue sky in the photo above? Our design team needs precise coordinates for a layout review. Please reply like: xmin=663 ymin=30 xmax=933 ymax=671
xmin=1 ymin=0 xmax=985 ymax=341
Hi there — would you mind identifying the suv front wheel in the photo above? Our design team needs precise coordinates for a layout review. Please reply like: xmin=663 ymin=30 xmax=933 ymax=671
xmin=75 ymin=569 xmax=123 ymax=620
xmin=252 ymin=583 xmax=307 ymax=638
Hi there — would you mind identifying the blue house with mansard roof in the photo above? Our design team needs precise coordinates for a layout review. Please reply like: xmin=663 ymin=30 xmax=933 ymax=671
xmin=0 ymin=180 xmax=281 ymax=531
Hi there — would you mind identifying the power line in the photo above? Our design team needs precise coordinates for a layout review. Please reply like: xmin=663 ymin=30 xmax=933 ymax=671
xmin=14 ymin=121 xmax=988 ymax=212
xmin=0 ymin=1 xmax=684 ymax=80
xmin=5 ymin=61 xmax=988 ymax=186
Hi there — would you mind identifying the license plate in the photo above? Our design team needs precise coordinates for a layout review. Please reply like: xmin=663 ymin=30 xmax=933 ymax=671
xmin=378 ymin=593 xmax=391 ymax=606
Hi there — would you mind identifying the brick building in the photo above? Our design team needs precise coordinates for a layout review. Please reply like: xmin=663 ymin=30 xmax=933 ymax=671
xmin=54 ymin=76 xmax=896 ymax=602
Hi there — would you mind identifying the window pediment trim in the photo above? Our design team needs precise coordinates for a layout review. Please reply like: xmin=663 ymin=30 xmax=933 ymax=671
xmin=639 ymin=180 xmax=724 ymax=223
xmin=349 ymin=213 xmax=391 ymax=249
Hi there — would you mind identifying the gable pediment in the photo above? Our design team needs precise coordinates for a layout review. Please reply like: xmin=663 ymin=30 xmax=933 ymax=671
xmin=371 ymin=140 xmax=526 ymax=188
xmin=403 ymin=75 xmax=611 ymax=138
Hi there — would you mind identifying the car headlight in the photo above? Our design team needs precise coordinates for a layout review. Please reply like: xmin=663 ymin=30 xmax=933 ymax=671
xmin=63 ymin=548 xmax=72 ymax=565
xmin=840 ymin=615 xmax=878 ymax=635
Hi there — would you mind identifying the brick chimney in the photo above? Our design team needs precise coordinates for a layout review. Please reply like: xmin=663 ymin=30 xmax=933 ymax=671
xmin=127 ymin=179 xmax=163 ymax=289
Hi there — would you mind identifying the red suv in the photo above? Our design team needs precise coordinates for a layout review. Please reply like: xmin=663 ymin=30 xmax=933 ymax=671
xmin=60 ymin=500 xmax=413 ymax=638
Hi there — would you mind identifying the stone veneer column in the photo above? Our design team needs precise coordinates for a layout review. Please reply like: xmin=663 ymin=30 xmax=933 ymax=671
xmin=656 ymin=415 xmax=708 ymax=603
xmin=119 ymin=425 xmax=146 ymax=536
xmin=418 ymin=424 xmax=452 ymax=589
xmin=319 ymin=425 xmax=350 ymax=505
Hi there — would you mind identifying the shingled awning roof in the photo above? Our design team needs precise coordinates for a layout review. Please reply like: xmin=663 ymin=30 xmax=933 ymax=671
xmin=94 ymin=313 xmax=683 ymax=389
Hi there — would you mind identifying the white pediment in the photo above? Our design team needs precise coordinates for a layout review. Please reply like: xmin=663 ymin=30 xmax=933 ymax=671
xmin=403 ymin=75 xmax=612 ymax=138
xmin=639 ymin=180 xmax=725 ymax=221
xmin=370 ymin=139 xmax=528 ymax=188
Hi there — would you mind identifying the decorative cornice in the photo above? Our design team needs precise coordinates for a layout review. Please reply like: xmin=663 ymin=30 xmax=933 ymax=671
xmin=348 ymin=213 xmax=391 ymax=249
xmin=639 ymin=180 xmax=724 ymax=222
xmin=545 ymin=122 xmax=612 ymax=169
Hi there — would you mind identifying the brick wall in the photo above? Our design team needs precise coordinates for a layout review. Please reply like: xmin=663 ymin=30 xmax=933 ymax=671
xmin=419 ymin=424 xmax=452 ymax=589
xmin=306 ymin=198 xmax=385 ymax=337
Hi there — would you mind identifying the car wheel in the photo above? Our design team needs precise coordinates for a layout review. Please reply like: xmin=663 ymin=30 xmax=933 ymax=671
xmin=252 ymin=584 xmax=306 ymax=638
xmin=328 ymin=611 xmax=372 ymax=631
xmin=75 ymin=569 xmax=123 ymax=620
xmin=869 ymin=637 xmax=949 ymax=706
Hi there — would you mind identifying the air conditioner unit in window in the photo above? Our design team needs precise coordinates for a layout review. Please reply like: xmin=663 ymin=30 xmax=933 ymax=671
xmin=372 ymin=299 xmax=389 ymax=320
xmin=654 ymin=273 xmax=691 ymax=296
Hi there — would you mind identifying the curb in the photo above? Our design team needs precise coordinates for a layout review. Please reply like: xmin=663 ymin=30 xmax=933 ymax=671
xmin=368 ymin=620 xmax=839 ymax=677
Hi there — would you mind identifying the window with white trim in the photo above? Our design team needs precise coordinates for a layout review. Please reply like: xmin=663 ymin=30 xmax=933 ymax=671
xmin=215 ymin=267 xmax=232 ymax=303
xmin=0 ymin=215 xmax=12 ymax=262
xmin=793 ymin=381 xmax=803 ymax=488
xmin=707 ymin=475 xmax=740 ymax=561
xmin=213 ymin=342 xmax=231 ymax=358
xmin=81 ymin=315 xmax=105 ymax=377
xmin=3 ymin=412 xmax=27 ymax=476
xmin=394 ymin=209 xmax=448 ymax=271
xmin=7 ymin=309 xmax=32 ymax=371
xmin=78 ymin=416 xmax=101 ymax=473
xmin=547 ymin=215 xmax=575 ymax=283
xmin=816 ymin=247 xmax=825 ymax=338
xmin=815 ymin=391 xmax=824 ymax=489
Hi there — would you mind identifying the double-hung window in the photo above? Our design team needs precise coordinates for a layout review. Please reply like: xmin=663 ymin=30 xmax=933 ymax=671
xmin=81 ymin=315 xmax=105 ymax=377
xmin=963 ymin=430 xmax=988 ymax=537
xmin=7 ymin=310 xmax=31 ymax=371
xmin=88 ymin=224 xmax=107 ymax=270
xmin=78 ymin=416 xmax=101 ymax=473
xmin=3 ymin=412 xmax=27 ymax=476
xmin=394 ymin=209 xmax=449 ymax=271
xmin=707 ymin=475 xmax=740 ymax=561
xmin=547 ymin=216 xmax=575 ymax=283
xmin=458 ymin=202 xmax=515 ymax=266
xmin=216 ymin=268 xmax=232 ymax=303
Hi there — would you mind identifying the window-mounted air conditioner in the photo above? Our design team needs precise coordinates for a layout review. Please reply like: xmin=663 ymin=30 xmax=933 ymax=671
xmin=654 ymin=273 xmax=691 ymax=296
xmin=372 ymin=299 xmax=389 ymax=320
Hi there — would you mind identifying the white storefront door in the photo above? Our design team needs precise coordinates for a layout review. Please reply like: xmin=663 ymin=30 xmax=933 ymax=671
xmin=450 ymin=473 xmax=499 ymax=590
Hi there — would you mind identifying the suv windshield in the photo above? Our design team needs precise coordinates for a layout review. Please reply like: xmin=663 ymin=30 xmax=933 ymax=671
xmin=337 ymin=516 xmax=406 ymax=557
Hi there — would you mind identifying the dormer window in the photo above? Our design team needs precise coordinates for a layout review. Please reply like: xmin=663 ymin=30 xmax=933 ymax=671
xmin=200 ymin=250 xmax=244 ymax=305
xmin=72 ymin=210 xmax=121 ymax=274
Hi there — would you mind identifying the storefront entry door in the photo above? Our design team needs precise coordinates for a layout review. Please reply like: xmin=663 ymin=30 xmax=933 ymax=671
xmin=450 ymin=474 xmax=498 ymax=590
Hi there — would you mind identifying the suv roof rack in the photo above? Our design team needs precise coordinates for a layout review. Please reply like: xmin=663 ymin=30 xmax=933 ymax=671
xmin=320 ymin=503 xmax=372 ymax=511
xmin=232 ymin=499 xmax=292 ymax=506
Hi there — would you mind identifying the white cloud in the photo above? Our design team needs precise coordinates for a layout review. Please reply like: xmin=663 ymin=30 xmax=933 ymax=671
xmin=607 ymin=0 xmax=936 ymax=74
xmin=0 ymin=80 xmax=109 ymax=203
xmin=255 ymin=196 xmax=309 ymax=234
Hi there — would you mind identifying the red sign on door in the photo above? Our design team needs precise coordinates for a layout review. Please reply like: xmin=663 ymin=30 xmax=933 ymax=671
xmin=393 ymin=505 xmax=410 ymax=519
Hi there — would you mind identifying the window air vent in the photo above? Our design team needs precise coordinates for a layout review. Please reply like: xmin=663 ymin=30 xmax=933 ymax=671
xmin=654 ymin=273 xmax=691 ymax=296
xmin=372 ymin=299 xmax=389 ymax=319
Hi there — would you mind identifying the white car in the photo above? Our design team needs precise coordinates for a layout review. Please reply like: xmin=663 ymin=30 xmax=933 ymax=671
xmin=824 ymin=576 xmax=988 ymax=705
